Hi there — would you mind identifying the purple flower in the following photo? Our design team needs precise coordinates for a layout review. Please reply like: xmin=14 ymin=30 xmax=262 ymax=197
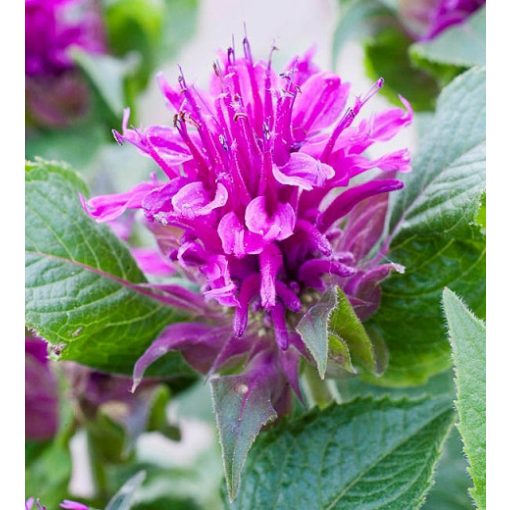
xmin=25 ymin=0 xmax=105 ymax=77
xmin=25 ymin=0 xmax=106 ymax=127
xmin=401 ymin=0 xmax=486 ymax=40
xmin=25 ymin=336 xmax=59 ymax=441
xmin=82 ymin=39 xmax=412 ymax=411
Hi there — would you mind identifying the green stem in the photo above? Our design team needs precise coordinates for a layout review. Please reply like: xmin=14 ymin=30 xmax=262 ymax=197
xmin=302 ymin=364 xmax=341 ymax=409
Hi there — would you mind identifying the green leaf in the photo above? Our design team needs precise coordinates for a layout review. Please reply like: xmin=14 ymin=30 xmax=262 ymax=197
xmin=443 ymin=288 xmax=486 ymax=509
xmin=106 ymin=471 xmax=147 ymax=510
xmin=364 ymin=27 xmax=440 ymax=111
xmin=369 ymin=67 xmax=486 ymax=386
xmin=25 ymin=159 xmax=192 ymax=376
xmin=72 ymin=49 xmax=134 ymax=121
xmin=210 ymin=372 xmax=278 ymax=501
xmin=411 ymin=7 xmax=485 ymax=70
xmin=389 ymin=67 xmax=486 ymax=239
xmin=228 ymin=396 xmax=454 ymax=509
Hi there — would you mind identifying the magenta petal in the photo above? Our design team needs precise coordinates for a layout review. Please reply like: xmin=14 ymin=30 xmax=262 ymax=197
xmin=172 ymin=182 xmax=228 ymax=219
xmin=319 ymin=179 xmax=404 ymax=232
xmin=245 ymin=196 xmax=296 ymax=241
xmin=81 ymin=182 xmax=157 ymax=223
xmin=259 ymin=244 xmax=283 ymax=309
xmin=278 ymin=345 xmax=303 ymax=401
xmin=218 ymin=212 xmax=265 ymax=257
xmin=131 ymin=247 xmax=174 ymax=277
xmin=273 ymin=153 xmax=335 ymax=191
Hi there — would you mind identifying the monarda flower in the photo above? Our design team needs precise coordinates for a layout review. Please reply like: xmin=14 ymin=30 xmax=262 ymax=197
xmin=25 ymin=0 xmax=106 ymax=127
xmin=401 ymin=0 xmax=486 ymax=40
xmin=82 ymin=38 xmax=412 ymax=423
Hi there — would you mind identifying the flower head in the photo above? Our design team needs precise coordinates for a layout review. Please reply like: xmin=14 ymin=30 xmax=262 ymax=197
xmin=83 ymin=38 xmax=412 ymax=410
xmin=25 ymin=0 xmax=106 ymax=126
xmin=25 ymin=0 xmax=105 ymax=77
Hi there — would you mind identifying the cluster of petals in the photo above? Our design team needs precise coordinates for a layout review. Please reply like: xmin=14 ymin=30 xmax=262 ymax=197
xmin=83 ymin=39 xmax=412 ymax=409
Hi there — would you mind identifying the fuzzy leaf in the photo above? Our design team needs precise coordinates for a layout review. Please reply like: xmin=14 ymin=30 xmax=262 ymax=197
xmin=411 ymin=7 xmax=485 ymax=69
xmin=25 ymin=160 xmax=192 ymax=376
xmin=228 ymin=397 xmax=454 ymax=509
xmin=443 ymin=288 xmax=486 ymax=509
xmin=211 ymin=367 xmax=278 ymax=502
xmin=370 ymin=67 xmax=486 ymax=385
xmin=106 ymin=471 xmax=146 ymax=510
xmin=388 ymin=67 xmax=486 ymax=239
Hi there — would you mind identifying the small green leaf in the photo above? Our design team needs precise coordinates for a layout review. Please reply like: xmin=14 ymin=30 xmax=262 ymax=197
xmin=328 ymin=333 xmax=356 ymax=375
xmin=370 ymin=67 xmax=486 ymax=386
xmin=296 ymin=287 xmax=337 ymax=378
xmin=211 ymin=371 xmax=278 ymax=501
xmin=228 ymin=397 xmax=454 ymax=509
xmin=411 ymin=7 xmax=485 ymax=70
xmin=443 ymin=288 xmax=486 ymax=509
xmin=330 ymin=287 xmax=377 ymax=374
xmin=106 ymin=471 xmax=147 ymax=510
xmin=25 ymin=159 xmax=192 ymax=376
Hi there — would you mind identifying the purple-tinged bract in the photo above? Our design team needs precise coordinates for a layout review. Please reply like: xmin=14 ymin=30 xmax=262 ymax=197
xmin=83 ymin=39 xmax=412 ymax=412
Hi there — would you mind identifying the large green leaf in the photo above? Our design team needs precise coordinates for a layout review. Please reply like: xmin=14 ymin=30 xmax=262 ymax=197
xmin=25 ymin=160 xmax=192 ymax=376
xmin=411 ymin=7 xmax=485 ymax=70
xmin=368 ymin=67 xmax=486 ymax=386
xmin=443 ymin=289 xmax=486 ymax=509
xmin=228 ymin=397 xmax=454 ymax=509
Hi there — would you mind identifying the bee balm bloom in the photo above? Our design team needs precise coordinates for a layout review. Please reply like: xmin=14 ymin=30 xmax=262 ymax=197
xmin=25 ymin=0 xmax=106 ymax=126
xmin=83 ymin=39 xmax=412 ymax=410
